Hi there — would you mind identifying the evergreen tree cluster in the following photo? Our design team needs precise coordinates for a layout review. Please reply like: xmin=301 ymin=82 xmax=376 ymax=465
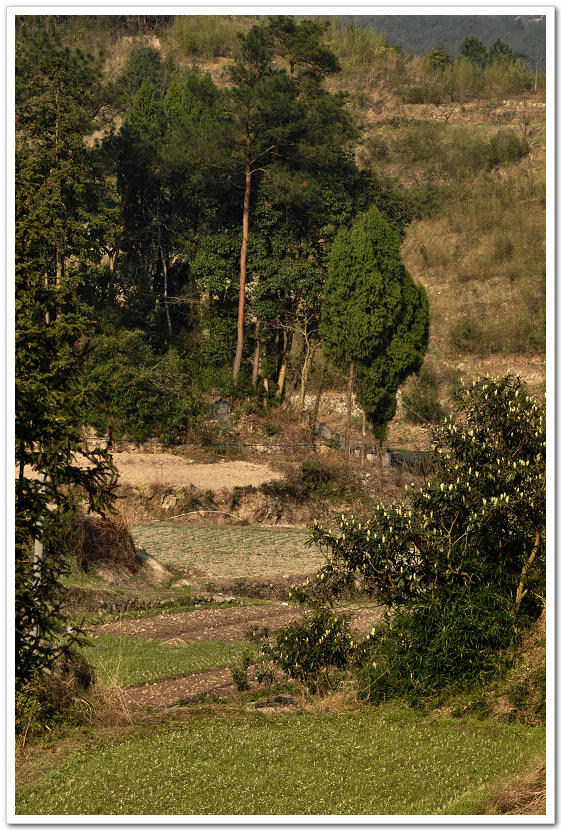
xmin=16 ymin=16 xmax=427 ymax=443
xmin=14 ymin=16 xmax=430 ymax=682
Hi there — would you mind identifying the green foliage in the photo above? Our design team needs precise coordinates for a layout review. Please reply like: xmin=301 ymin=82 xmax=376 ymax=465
xmin=15 ymin=27 xmax=117 ymax=686
xmin=15 ymin=707 xmax=545 ymax=815
xmin=81 ymin=332 xmax=201 ymax=442
xmin=88 ymin=636 xmax=251 ymax=687
xmin=459 ymin=35 xmax=487 ymax=67
xmin=357 ymin=587 xmax=517 ymax=703
xmin=300 ymin=377 xmax=545 ymax=699
xmin=15 ymin=649 xmax=95 ymax=737
xmin=402 ymin=364 xmax=446 ymax=424
xmin=345 ymin=15 xmax=545 ymax=64
xmin=264 ymin=609 xmax=355 ymax=691
xmin=168 ymin=15 xmax=243 ymax=59
xmin=487 ymin=129 xmax=530 ymax=167
xmin=260 ymin=459 xmax=358 ymax=504
xmin=312 ymin=376 xmax=545 ymax=609
xmin=321 ymin=206 xmax=429 ymax=433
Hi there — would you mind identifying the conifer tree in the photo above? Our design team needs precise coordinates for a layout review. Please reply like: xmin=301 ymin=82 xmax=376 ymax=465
xmin=15 ymin=28 xmax=117 ymax=684
xmin=320 ymin=206 xmax=429 ymax=455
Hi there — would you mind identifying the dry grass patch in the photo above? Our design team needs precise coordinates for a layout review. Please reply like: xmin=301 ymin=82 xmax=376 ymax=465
xmin=67 ymin=512 xmax=139 ymax=574
xmin=484 ymin=759 xmax=546 ymax=815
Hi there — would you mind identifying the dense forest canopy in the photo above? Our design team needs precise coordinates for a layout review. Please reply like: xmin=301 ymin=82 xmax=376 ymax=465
xmin=14 ymin=12 xmax=546 ymax=444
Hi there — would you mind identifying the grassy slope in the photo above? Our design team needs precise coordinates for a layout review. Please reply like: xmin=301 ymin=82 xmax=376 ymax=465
xmin=15 ymin=707 xmax=544 ymax=816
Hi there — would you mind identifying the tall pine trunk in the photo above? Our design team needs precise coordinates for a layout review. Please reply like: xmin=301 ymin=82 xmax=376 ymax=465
xmin=233 ymin=136 xmax=252 ymax=387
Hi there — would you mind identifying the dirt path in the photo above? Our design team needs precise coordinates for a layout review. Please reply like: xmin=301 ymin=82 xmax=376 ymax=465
xmin=92 ymin=603 xmax=303 ymax=642
xmin=124 ymin=667 xmax=245 ymax=709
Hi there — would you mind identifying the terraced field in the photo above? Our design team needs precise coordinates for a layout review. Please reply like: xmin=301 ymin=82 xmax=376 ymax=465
xmin=132 ymin=524 xmax=322 ymax=581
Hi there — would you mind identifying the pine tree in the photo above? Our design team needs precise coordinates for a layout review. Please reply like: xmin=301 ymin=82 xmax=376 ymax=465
xmin=15 ymin=28 xmax=117 ymax=684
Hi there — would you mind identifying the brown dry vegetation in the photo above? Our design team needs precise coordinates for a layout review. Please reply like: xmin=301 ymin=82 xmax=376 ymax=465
xmin=484 ymin=760 xmax=546 ymax=815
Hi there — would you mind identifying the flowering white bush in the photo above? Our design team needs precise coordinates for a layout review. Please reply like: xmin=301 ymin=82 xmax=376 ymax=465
xmin=306 ymin=375 xmax=545 ymax=617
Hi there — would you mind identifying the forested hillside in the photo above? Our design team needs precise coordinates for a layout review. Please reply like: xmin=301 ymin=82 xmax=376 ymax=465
xmin=345 ymin=15 xmax=546 ymax=64
xmin=15 ymin=14 xmax=547 ymax=447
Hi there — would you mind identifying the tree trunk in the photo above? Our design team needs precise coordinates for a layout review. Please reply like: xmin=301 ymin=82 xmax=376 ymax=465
xmin=375 ymin=436 xmax=384 ymax=470
xmin=311 ymin=362 xmax=327 ymax=433
xmin=276 ymin=330 xmax=294 ymax=401
xmin=298 ymin=340 xmax=315 ymax=419
xmin=346 ymin=359 xmax=355 ymax=458
xmin=108 ymin=253 xmax=116 ymax=300
xmin=32 ymin=470 xmax=47 ymax=641
xmin=233 ymin=141 xmax=252 ymax=387
xmin=161 ymin=246 xmax=172 ymax=340
xmin=252 ymin=320 xmax=261 ymax=392
xmin=361 ymin=410 xmax=366 ymax=466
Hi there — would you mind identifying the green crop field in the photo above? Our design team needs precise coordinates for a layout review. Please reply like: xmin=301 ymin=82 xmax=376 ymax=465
xmin=86 ymin=636 xmax=254 ymax=687
xmin=132 ymin=524 xmax=322 ymax=580
xmin=15 ymin=708 xmax=545 ymax=816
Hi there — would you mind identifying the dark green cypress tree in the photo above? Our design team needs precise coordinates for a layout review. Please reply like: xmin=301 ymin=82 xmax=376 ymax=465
xmin=319 ymin=206 xmax=429 ymax=450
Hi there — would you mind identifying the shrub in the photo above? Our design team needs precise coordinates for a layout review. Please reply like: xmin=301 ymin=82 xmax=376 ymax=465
xmin=266 ymin=609 xmax=355 ymax=692
xmin=449 ymin=316 xmax=489 ymax=354
xmin=168 ymin=15 xmax=242 ymax=59
xmin=487 ymin=130 xmax=529 ymax=168
xmin=357 ymin=586 xmax=518 ymax=703
xmin=301 ymin=376 xmax=545 ymax=698
xmin=81 ymin=333 xmax=201 ymax=442
xmin=64 ymin=512 xmax=139 ymax=574
xmin=402 ymin=364 xmax=446 ymax=424
xmin=15 ymin=648 xmax=95 ymax=738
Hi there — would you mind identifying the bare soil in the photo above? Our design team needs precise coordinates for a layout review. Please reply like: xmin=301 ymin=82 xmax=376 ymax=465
xmin=92 ymin=603 xmax=304 ymax=642
xmin=94 ymin=602 xmax=385 ymax=710
xmin=21 ymin=455 xmax=283 ymax=491
xmin=111 ymin=455 xmax=283 ymax=491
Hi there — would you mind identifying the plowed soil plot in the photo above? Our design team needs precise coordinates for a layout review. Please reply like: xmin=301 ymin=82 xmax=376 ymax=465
xmin=20 ymin=456 xmax=282 ymax=490
xmin=132 ymin=524 xmax=321 ymax=581
xmin=94 ymin=603 xmax=303 ymax=642
xmin=114 ymin=455 xmax=282 ymax=491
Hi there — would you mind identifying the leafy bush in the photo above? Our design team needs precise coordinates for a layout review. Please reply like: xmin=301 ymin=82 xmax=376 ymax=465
xmin=402 ymin=364 xmax=446 ymax=424
xmin=357 ymin=587 xmax=517 ymax=703
xmin=265 ymin=609 xmax=355 ymax=692
xmin=81 ymin=332 xmax=201 ymax=442
xmin=487 ymin=130 xmax=529 ymax=168
xmin=299 ymin=376 xmax=545 ymax=699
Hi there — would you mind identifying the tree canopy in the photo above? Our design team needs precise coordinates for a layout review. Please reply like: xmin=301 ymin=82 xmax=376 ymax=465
xmin=320 ymin=206 xmax=429 ymax=437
